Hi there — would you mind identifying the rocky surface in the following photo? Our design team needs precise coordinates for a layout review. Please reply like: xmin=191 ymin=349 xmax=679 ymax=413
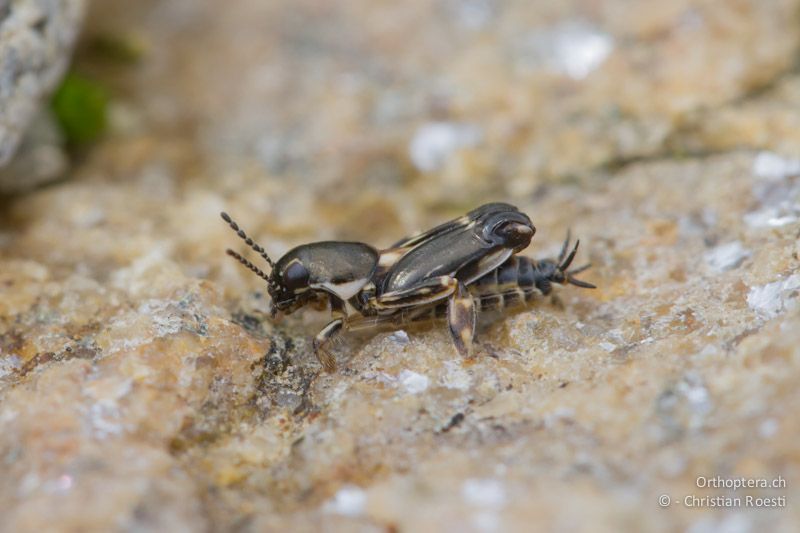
xmin=1 ymin=1 xmax=799 ymax=531
xmin=0 ymin=0 xmax=85 ymax=181
xmin=0 ymin=108 xmax=68 ymax=193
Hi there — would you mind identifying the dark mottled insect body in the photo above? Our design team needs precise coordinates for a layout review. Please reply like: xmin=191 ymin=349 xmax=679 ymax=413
xmin=221 ymin=203 xmax=594 ymax=372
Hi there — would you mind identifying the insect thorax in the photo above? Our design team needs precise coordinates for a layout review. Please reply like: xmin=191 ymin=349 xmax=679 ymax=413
xmin=271 ymin=241 xmax=380 ymax=308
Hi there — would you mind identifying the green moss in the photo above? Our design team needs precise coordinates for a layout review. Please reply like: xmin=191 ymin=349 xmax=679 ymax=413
xmin=51 ymin=73 xmax=109 ymax=146
xmin=88 ymin=33 xmax=145 ymax=65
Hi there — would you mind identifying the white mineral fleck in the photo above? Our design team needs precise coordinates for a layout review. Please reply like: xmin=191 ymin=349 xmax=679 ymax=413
xmin=388 ymin=330 xmax=410 ymax=345
xmin=659 ymin=451 xmax=688 ymax=478
xmin=745 ymin=168 xmax=800 ymax=228
xmin=323 ymin=485 xmax=366 ymax=517
xmin=704 ymin=241 xmax=750 ymax=272
xmin=743 ymin=207 xmax=799 ymax=228
xmin=598 ymin=341 xmax=617 ymax=352
xmin=88 ymin=403 xmax=124 ymax=439
xmin=472 ymin=510 xmax=501 ymax=532
xmin=43 ymin=474 xmax=74 ymax=493
xmin=71 ymin=206 xmax=106 ymax=229
xmin=519 ymin=21 xmax=614 ymax=80
xmin=139 ymin=300 xmax=183 ymax=336
xmin=104 ymin=298 xmax=190 ymax=355
xmin=363 ymin=371 xmax=396 ymax=386
xmin=606 ymin=329 xmax=625 ymax=343
xmin=441 ymin=360 xmax=472 ymax=391
xmin=408 ymin=122 xmax=481 ymax=172
xmin=398 ymin=370 xmax=430 ymax=394
xmin=676 ymin=373 xmax=711 ymax=415
xmin=759 ymin=418 xmax=779 ymax=439
xmin=18 ymin=473 xmax=40 ymax=497
xmin=0 ymin=355 xmax=21 ymax=379
xmin=698 ymin=344 xmax=719 ymax=359
xmin=109 ymin=244 xmax=174 ymax=295
xmin=462 ymin=478 xmax=507 ymax=508
xmin=747 ymin=274 xmax=800 ymax=319
xmin=544 ymin=407 xmax=576 ymax=427
xmin=752 ymin=151 xmax=800 ymax=180
xmin=454 ymin=0 xmax=494 ymax=30
xmin=686 ymin=513 xmax=753 ymax=533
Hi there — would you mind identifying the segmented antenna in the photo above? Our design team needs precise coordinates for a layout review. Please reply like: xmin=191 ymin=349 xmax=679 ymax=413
xmin=226 ymin=249 xmax=276 ymax=288
xmin=220 ymin=212 xmax=275 ymax=269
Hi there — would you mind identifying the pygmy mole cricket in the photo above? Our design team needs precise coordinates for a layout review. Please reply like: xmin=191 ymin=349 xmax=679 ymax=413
xmin=221 ymin=203 xmax=594 ymax=371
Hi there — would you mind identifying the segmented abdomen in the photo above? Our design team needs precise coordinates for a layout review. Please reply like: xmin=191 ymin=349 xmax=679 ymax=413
xmin=469 ymin=255 xmax=552 ymax=312
xmin=346 ymin=256 xmax=555 ymax=332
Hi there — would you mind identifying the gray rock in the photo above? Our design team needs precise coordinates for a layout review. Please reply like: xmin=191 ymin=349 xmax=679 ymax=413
xmin=0 ymin=0 xmax=84 ymax=178
xmin=0 ymin=108 xmax=67 ymax=193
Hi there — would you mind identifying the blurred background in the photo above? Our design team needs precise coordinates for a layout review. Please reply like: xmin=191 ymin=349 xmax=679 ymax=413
xmin=0 ymin=1 xmax=798 ymax=531
xmin=7 ymin=0 xmax=800 ymax=238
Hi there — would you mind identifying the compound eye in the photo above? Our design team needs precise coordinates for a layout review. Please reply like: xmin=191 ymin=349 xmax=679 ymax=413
xmin=283 ymin=260 xmax=310 ymax=290
xmin=492 ymin=220 xmax=534 ymax=250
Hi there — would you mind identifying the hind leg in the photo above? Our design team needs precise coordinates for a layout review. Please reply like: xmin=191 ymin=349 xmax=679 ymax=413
xmin=313 ymin=318 xmax=344 ymax=372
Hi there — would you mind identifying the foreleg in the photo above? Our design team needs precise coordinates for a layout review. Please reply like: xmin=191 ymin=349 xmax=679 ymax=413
xmin=313 ymin=295 xmax=348 ymax=372
xmin=313 ymin=318 xmax=344 ymax=372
